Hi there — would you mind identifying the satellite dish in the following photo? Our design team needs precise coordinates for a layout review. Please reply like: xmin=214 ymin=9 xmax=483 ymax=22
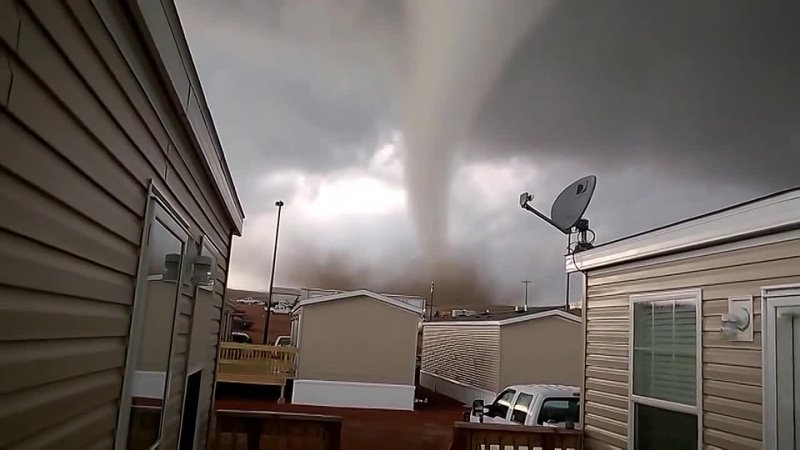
xmin=550 ymin=175 xmax=596 ymax=233
xmin=519 ymin=175 xmax=597 ymax=252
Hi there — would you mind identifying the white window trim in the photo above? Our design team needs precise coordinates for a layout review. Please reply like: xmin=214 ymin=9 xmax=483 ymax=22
xmin=762 ymin=284 xmax=800 ymax=450
xmin=628 ymin=289 xmax=703 ymax=450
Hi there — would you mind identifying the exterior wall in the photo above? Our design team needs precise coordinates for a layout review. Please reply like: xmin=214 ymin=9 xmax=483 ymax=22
xmin=0 ymin=1 xmax=234 ymax=449
xmin=581 ymin=232 xmax=800 ymax=450
xmin=419 ymin=370 xmax=499 ymax=405
xmin=421 ymin=324 xmax=501 ymax=394
xmin=499 ymin=316 xmax=582 ymax=389
xmin=296 ymin=296 xmax=420 ymax=386
xmin=292 ymin=380 xmax=416 ymax=411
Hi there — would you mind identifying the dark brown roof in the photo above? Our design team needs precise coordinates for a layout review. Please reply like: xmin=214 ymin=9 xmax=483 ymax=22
xmin=427 ymin=306 xmax=581 ymax=322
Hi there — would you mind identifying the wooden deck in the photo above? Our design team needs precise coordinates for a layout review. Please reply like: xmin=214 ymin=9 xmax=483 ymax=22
xmin=216 ymin=343 xmax=296 ymax=401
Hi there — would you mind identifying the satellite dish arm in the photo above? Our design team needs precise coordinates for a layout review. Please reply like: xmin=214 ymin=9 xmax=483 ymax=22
xmin=521 ymin=203 xmax=569 ymax=234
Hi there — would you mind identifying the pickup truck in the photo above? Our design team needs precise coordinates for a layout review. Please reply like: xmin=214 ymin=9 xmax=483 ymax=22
xmin=470 ymin=384 xmax=580 ymax=428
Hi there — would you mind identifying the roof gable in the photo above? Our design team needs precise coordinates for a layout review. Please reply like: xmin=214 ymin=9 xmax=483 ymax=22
xmin=293 ymin=289 xmax=424 ymax=315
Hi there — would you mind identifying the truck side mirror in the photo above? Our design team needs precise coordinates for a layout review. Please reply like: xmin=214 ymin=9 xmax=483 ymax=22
xmin=472 ymin=399 xmax=485 ymax=417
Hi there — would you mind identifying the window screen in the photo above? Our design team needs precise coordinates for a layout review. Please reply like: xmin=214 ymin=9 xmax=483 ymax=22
xmin=511 ymin=393 xmax=534 ymax=424
xmin=635 ymin=403 xmax=697 ymax=450
xmin=537 ymin=398 xmax=580 ymax=425
xmin=633 ymin=299 xmax=697 ymax=406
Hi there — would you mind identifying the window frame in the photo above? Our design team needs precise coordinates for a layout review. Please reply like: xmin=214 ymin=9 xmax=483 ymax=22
xmin=628 ymin=289 xmax=703 ymax=450
xmin=488 ymin=389 xmax=517 ymax=420
xmin=536 ymin=397 xmax=580 ymax=426
xmin=115 ymin=189 xmax=192 ymax=450
xmin=510 ymin=392 xmax=534 ymax=424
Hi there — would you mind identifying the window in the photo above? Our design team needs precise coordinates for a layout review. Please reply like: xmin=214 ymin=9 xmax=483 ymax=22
xmin=488 ymin=389 xmax=516 ymax=419
xmin=537 ymin=398 xmax=580 ymax=425
xmin=511 ymin=393 xmax=534 ymax=424
xmin=630 ymin=290 xmax=700 ymax=450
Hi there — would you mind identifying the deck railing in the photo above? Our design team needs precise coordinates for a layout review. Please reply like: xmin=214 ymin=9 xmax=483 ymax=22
xmin=216 ymin=343 xmax=296 ymax=400
xmin=213 ymin=409 xmax=342 ymax=450
xmin=451 ymin=422 xmax=582 ymax=450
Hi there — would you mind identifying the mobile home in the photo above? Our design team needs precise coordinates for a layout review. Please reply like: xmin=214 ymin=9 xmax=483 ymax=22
xmin=421 ymin=307 xmax=582 ymax=404
xmin=569 ymin=188 xmax=800 ymax=450
xmin=291 ymin=290 xmax=424 ymax=410
xmin=0 ymin=1 xmax=243 ymax=448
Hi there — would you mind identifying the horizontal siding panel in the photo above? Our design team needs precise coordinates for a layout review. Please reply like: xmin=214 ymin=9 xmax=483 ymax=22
xmin=587 ymin=331 xmax=628 ymax=344
xmin=422 ymin=325 xmax=499 ymax=392
xmin=586 ymin=343 xmax=628 ymax=357
xmin=589 ymin=239 xmax=800 ymax=287
xmin=584 ymin=437 xmax=623 ymax=450
xmin=703 ymin=428 xmax=760 ymax=450
xmin=584 ymin=402 xmax=627 ymax=423
xmin=702 ymin=276 xmax=800 ymax=300
xmin=65 ymin=0 xmax=169 ymax=150
xmin=587 ymin=297 xmax=630 ymax=309
xmin=0 ymin=47 xmax=10 ymax=106
xmin=585 ymin=390 xmax=628 ymax=410
xmin=586 ymin=319 xmax=629 ymax=332
xmin=702 ymin=379 xmax=761 ymax=405
xmin=7 ymin=402 xmax=117 ymax=450
xmin=703 ymin=395 xmax=761 ymax=423
xmin=24 ymin=0 xmax=167 ymax=172
xmin=585 ymin=413 xmax=626 ymax=437
xmin=586 ymin=355 xmax=628 ymax=371
xmin=0 ymin=286 xmax=130 ymax=341
xmin=586 ymin=306 xmax=629 ymax=319
xmin=0 ymin=369 xmax=121 ymax=446
xmin=0 ymin=230 xmax=134 ymax=304
xmin=703 ymin=348 xmax=761 ymax=368
xmin=703 ymin=411 xmax=761 ymax=440
xmin=0 ymin=170 xmax=138 ymax=275
xmin=585 ymin=366 xmax=628 ymax=384
xmin=586 ymin=378 xmax=627 ymax=396
xmin=0 ymin=114 xmax=143 ymax=244
xmin=584 ymin=424 xmax=627 ymax=448
xmin=588 ymin=257 xmax=800 ymax=298
xmin=705 ymin=363 xmax=761 ymax=386
xmin=702 ymin=331 xmax=761 ymax=349
xmin=9 ymin=43 xmax=146 ymax=212
xmin=0 ymin=0 xmax=19 ymax=46
xmin=704 ymin=298 xmax=762 ymax=315
xmin=0 ymin=337 xmax=126 ymax=393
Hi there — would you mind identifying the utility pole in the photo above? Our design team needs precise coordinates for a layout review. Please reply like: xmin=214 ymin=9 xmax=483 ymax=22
xmin=522 ymin=280 xmax=532 ymax=311
xmin=429 ymin=282 xmax=435 ymax=320
xmin=262 ymin=200 xmax=284 ymax=344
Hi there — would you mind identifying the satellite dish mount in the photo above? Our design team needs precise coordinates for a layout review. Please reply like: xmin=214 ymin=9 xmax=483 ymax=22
xmin=519 ymin=175 xmax=597 ymax=253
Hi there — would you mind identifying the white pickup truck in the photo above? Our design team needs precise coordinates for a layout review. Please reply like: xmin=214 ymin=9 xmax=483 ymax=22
xmin=470 ymin=384 xmax=580 ymax=428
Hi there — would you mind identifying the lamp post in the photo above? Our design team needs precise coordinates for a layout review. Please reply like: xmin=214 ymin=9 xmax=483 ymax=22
xmin=522 ymin=280 xmax=531 ymax=312
xmin=262 ymin=200 xmax=284 ymax=344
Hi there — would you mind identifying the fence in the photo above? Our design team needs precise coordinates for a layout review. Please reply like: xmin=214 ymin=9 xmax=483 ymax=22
xmin=213 ymin=409 xmax=342 ymax=450
xmin=451 ymin=422 xmax=582 ymax=450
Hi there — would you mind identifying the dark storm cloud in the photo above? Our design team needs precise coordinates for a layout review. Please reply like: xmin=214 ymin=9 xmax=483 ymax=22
xmin=472 ymin=0 xmax=800 ymax=190
xmin=177 ymin=0 xmax=799 ymax=306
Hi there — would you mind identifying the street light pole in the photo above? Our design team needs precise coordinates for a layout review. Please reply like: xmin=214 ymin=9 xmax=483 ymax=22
xmin=522 ymin=280 xmax=531 ymax=312
xmin=262 ymin=200 xmax=284 ymax=344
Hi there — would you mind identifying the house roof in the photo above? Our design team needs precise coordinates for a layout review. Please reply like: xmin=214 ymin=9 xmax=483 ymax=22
xmin=292 ymin=289 xmax=424 ymax=316
xmin=130 ymin=1 xmax=245 ymax=234
xmin=566 ymin=187 xmax=800 ymax=272
xmin=422 ymin=307 xmax=581 ymax=326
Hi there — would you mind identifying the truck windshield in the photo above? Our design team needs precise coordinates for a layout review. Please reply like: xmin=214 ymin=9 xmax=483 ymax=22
xmin=537 ymin=398 xmax=580 ymax=425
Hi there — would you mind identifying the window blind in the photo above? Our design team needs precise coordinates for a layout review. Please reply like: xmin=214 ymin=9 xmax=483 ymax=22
xmin=633 ymin=299 xmax=697 ymax=406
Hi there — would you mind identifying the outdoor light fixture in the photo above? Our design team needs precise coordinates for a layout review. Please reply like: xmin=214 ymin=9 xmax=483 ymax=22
xmin=191 ymin=255 xmax=215 ymax=287
xmin=721 ymin=296 xmax=753 ymax=341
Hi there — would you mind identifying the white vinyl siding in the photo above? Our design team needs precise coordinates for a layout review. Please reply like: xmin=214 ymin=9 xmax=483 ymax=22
xmin=421 ymin=325 xmax=501 ymax=393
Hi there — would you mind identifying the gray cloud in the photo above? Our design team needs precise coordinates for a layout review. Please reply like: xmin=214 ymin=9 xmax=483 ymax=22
xmin=472 ymin=0 xmax=800 ymax=190
xmin=177 ymin=0 xmax=799 ymax=307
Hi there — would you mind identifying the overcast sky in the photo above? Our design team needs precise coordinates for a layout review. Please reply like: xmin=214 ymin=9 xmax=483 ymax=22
xmin=177 ymin=0 xmax=799 ymax=307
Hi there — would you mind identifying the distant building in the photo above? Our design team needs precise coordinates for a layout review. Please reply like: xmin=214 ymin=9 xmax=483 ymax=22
xmin=291 ymin=290 xmax=424 ymax=410
xmin=420 ymin=307 xmax=582 ymax=404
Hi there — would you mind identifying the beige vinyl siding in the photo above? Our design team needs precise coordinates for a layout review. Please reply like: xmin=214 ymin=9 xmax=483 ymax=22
xmin=0 ymin=1 xmax=234 ymax=448
xmin=499 ymin=316 xmax=582 ymax=388
xmin=582 ymin=235 xmax=800 ymax=450
xmin=296 ymin=296 xmax=420 ymax=385
xmin=421 ymin=324 xmax=501 ymax=393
